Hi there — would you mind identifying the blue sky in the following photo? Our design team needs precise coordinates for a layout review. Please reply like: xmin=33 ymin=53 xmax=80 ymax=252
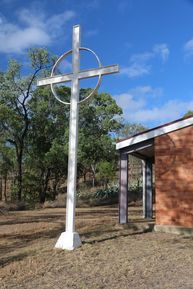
xmin=1 ymin=0 xmax=193 ymax=128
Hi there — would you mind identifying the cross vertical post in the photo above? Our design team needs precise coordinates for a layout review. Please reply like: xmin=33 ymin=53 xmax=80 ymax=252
xmin=37 ymin=24 xmax=119 ymax=250
xmin=66 ymin=25 xmax=80 ymax=233
xmin=55 ymin=25 xmax=82 ymax=250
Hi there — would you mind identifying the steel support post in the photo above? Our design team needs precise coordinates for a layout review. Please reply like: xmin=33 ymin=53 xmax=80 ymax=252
xmin=143 ymin=159 xmax=153 ymax=219
xmin=119 ymin=153 xmax=128 ymax=224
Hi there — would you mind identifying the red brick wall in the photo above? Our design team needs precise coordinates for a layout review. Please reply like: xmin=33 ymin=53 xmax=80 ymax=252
xmin=155 ymin=125 xmax=193 ymax=227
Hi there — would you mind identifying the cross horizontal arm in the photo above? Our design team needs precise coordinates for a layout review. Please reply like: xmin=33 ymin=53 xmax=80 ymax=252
xmin=78 ymin=64 xmax=119 ymax=79
xmin=37 ymin=64 xmax=119 ymax=87
xmin=37 ymin=73 xmax=73 ymax=86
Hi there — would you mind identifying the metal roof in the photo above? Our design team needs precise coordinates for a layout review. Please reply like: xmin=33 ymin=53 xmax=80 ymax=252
xmin=116 ymin=115 xmax=193 ymax=150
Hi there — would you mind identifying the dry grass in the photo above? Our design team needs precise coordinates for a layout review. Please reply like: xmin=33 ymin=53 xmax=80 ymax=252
xmin=0 ymin=206 xmax=193 ymax=289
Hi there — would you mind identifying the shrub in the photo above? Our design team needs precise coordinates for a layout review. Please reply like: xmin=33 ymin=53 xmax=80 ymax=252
xmin=0 ymin=201 xmax=27 ymax=211
xmin=43 ymin=193 xmax=66 ymax=208
xmin=94 ymin=186 xmax=119 ymax=200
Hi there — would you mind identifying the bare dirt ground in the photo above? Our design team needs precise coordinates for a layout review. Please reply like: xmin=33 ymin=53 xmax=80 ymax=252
xmin=0 ymin=206 xmax=193 ymax=289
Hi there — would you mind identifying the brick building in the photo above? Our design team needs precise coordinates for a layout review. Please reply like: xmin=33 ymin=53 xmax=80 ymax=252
xmin=116 ymin=115 xmax=193 ymax=235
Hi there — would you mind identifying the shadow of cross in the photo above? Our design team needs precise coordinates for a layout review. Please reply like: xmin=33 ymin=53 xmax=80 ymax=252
xmin=37 ymin=24 xmax=119 ymax=250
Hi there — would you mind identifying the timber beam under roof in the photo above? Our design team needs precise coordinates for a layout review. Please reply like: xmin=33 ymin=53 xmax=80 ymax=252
xmin=119 ymin=138 xmax=154 ymax=155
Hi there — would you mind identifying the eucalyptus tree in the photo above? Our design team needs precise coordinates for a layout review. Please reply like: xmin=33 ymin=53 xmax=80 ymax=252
xmin=184 ymin=111 xmax=193 ymax=118
xmin=118 ymin=123 xmax=147 ymax=138
xmin=28 ymin=86 xmax=123 ymax=199
xmin=78 ymin=90 xmax=123 ymax=186
xmin=0 ymin=59 xmax=123 ymax=202
xmin=0 ymin=140 xmax=15 ymax=201
xmin=28 ymin=86 xmax=69 ymax=203
xmin=0 ymin=49 xmax=54 ymax=201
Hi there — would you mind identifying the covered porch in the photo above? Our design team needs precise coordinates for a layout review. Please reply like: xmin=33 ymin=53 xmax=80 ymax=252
xmin=116 ymin=115 xmax=193 ymax=231
xmin=118 ymin=138 xmax=155 ymax=224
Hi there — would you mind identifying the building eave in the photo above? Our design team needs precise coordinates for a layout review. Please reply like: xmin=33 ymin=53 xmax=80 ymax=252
xmin=116 ymin=116 xmax=193 ymax=150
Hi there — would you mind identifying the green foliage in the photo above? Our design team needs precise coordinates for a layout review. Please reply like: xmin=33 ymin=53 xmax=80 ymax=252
xmin=28 ymin=48 xmax=56 ymax=71
xmin=0 ymin=48 xmax=146 ymax=206
xmin=97 ymin=161 xmax=116 ymax=188
xmin=0 ymin=144 xmax=15 ymax=177
xmin=22 ymin=170 xmax=40 ymax=203
xmin=0 ymin=48 xmax=54 ymax=201
xmin=184 ymin=111 xmax=193 ymax=118
xmin=94 ymin=186 xmax=119 ymax=200
xmin=118 ymin=123 xmax=147 ymax=138
xmin=76 ymin=186 xmax=119 ymax=207
xmin=0 ymin=143 xmax=15 ymax=201
xmin=78 ymin=89 xmax=122 ymax=186
xmin=27 ymin=86 xmax=69 ymax=202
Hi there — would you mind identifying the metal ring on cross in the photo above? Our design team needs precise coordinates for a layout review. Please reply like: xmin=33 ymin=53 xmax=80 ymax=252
xmin=50 ymin=47 xmax=102 ymax=105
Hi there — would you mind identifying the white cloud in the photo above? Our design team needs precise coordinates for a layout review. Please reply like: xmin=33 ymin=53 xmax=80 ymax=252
xmin=87 ymin=0 xmax=100 ymax=9
xmin=114 ymin=85 xmax=163 ymax=117
xmin=130 ymin=52 xmax=153 ymax=63
xmin=114 ymin=86 xmax=193 ymax=125
xmin=153 ymin=44 xmax=170 ymax=62
xmin=85 ymin=29 xmax=98 ymax=37
xmin=128 ymin=100 xmax=193 ymax=123
xmin=47 ymin=11 xmax=75 ymax=36
xmin=121 ymin=43 xmax=169 ymax=78
xmin=0 ymin=9 xmax=75 ymax=54
xmin=120 ymin=64 xmax=150 ymax=78
xmin=184 ymin=39 xmax=193 ymax=57
xmin=116 ymin=92 xmax=145 ymax=111
xmin=129 ymin=85 xmax=163 ymax=97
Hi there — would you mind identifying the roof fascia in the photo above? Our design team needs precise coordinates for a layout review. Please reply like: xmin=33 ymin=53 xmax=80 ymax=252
xmin=116 ymin=117 xmax=193 ymax=150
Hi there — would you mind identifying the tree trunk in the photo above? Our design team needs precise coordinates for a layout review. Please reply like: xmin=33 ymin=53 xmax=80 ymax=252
xmin=0 ymin=178 xmax=2 ymax=201
xmin=83 ymin=172 xmax=86 ymax=183
xmin=4 ymin=175 xmax=7 ymax=202
xmin=92 ymin=175 xmax=95 ymax=188
xmin=52 ymin=177 xmax=60 ymax=201
xmin=39 ymin=169 xmax=50 ymax=204
xmin=17 ymin=152 xmax=23 ymax=201
xmin=91 ymin=164 xmax=97 ymax=188
xmin=39 ymin=190 xmax=46 ymax=204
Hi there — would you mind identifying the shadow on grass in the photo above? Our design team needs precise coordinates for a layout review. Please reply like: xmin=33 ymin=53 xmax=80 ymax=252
xmin=0 ymin=224 xmax=64 ymax=261
xmin=128 ymin=218 xmax=155 ymax=223
xmin=77 ymin=208 xmax=143 ymax=217
xmin=0 ymin=213 xmax=65 ymax=226
xmin=0 ymin=252 xmax=29 ymax=267
xmin=0 ymin=207 xmax=148 ymax=226
xmin=81 ymin=223 xmax=155 ymax=245
xmin=4 ymin=223 xmax=64 ymax=241
xmin=77 ymin=209 xmax=118 ymax=215
xmin=0 ymin=208 xmax=118 ymax=226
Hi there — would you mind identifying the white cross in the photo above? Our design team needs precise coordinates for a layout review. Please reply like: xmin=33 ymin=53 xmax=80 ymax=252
xmin=37 ymin=25 xmax=119 ymax=250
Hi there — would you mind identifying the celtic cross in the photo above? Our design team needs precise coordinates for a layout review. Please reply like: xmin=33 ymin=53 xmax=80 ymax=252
xmin=37 ymin=25 xmax=119 ymax=250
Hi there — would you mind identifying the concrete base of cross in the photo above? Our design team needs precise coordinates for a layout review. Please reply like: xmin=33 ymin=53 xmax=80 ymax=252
xmin=54 ymin=231 xmax=82 ymax=250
